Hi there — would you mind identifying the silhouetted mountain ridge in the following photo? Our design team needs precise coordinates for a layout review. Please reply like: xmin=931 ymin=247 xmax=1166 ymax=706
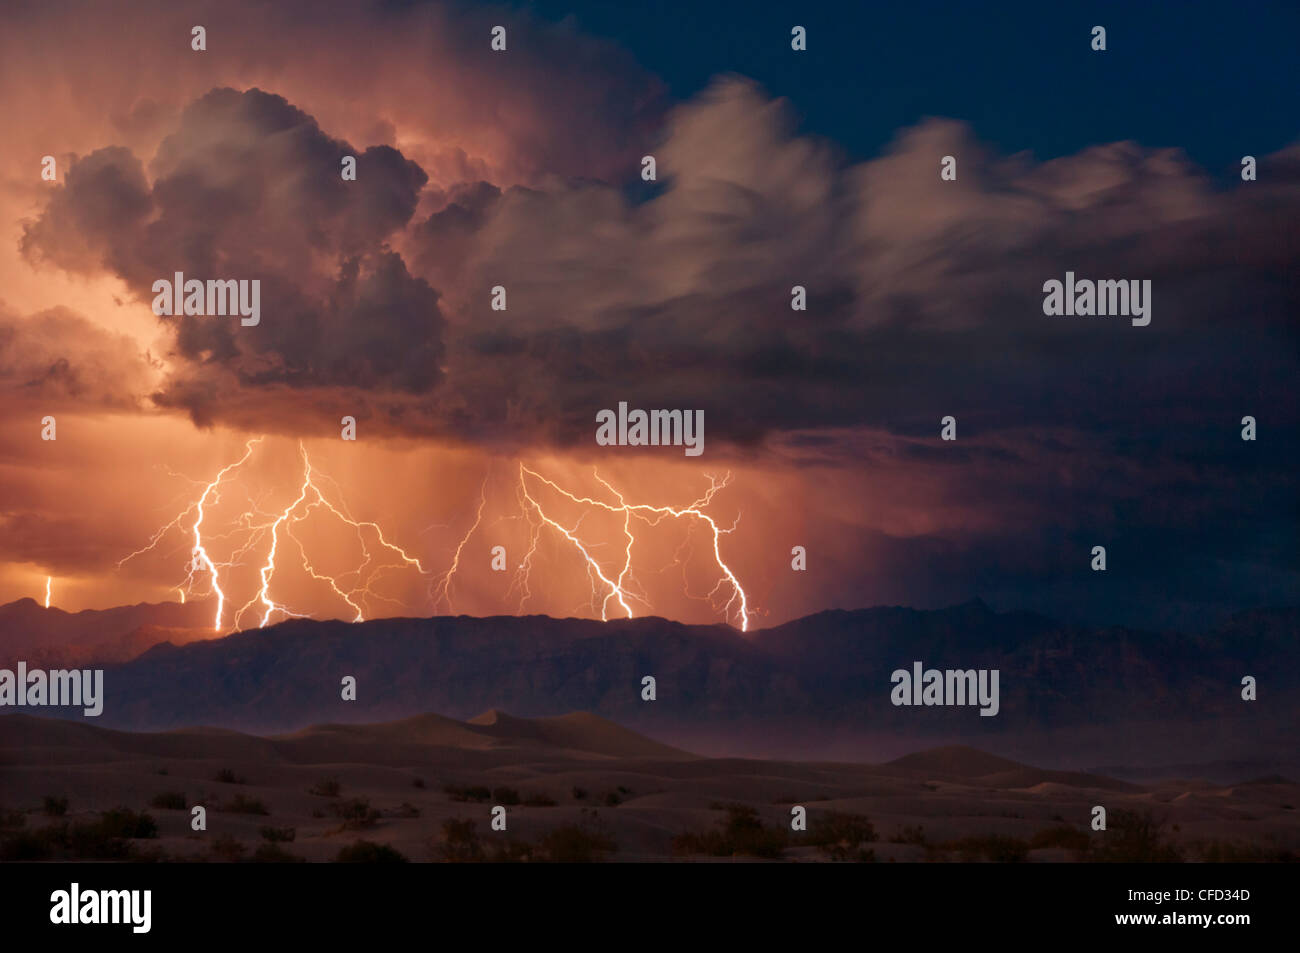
xmin=8 ymin=601 xmax=1294 ymax=757
xmin=0 ymin=597 xmax=215 ymax=665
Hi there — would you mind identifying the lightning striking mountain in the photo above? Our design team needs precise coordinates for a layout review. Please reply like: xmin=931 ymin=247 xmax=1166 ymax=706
xmin=117 ymin=440 xmax=754 ymax=632
xmin=514 ymin=463 xmax=753 ymax=631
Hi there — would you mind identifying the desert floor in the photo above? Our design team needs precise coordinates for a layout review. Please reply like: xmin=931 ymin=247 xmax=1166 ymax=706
xmin=3 ymin=711 xmax=1297 ymax=862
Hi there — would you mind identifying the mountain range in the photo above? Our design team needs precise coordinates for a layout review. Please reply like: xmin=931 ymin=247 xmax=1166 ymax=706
xmin=0 ymin=597 xmax=214 ymax=666
xmin=4 ymin=597 xmax=1295 ymax=767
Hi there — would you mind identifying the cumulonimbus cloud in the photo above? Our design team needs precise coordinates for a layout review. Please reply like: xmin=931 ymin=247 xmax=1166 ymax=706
xmin=18 ymin=76 xmax=1300 ymax=457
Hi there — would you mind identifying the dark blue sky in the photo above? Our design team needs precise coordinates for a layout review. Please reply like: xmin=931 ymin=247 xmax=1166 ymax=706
xmin=518 ymin=0 xmax=1298 ymax=175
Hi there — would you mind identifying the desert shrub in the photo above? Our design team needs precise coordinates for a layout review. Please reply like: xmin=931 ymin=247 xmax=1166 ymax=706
xmin=332 ymin=798 xmax=380 ymax=829
xmin=59 ymin=810 xmax=154 ymax=860
xmin=223 ymin=795 xmax=270 ymax=816
xmin=444 ymin=784 xmax=491 ymax=803
xmin=602 ymin=790 xmax=624 ymax=807
xmin=809 ymin=812 xmax=878 ymax=862
xmin=1029 ymin=825 xmax=1090 ymax=852
xmin=13 ymin=810 xmax=156 ymax=861
xmin=42 ymin=795 xmax=69 ymax=817
xmin=308 ymin=778 xmax=341 ymax=798
xmin=889 ymin=824 xmax=928 ymax=845
xmin=1088 ymin=810 xmax=1183 ymax=863
xmin=389 ymin=802 xmax=421 ymax=818
xmin=125 ymin=844 xmax=169 ymax=863
xmin=538 ymin=821 xmax=617 ymax=862
xmin=673 ymin=804 xmax=787 ymax=859
xmin=150 ymin=791 xmax=187 ymax=810
xmin=210 ymin=835 xmax=246 ymax=862
xmin=259 ymin=825 xmax=296 ymax=843
xmin=572 ymin=786 xmax=588 ymax=801
xmin=435 ymin=818 xmax=485 ymax=863
xmin=335 ymin=840 xmax=408 ymax=863
xmin=1194 ymin=839 xmax=1295 ymax=863
xmin=96 ymin=808 xmax=158 ymax=839
xmin=943 ymin=834 xmax=1029 ymax=863
xmin=491 ymin=787 xmax=521 ymax=806
xmin=523 ymin=792 xmax=557 ymax=807
xmin=1196 ymin=840 xmax=1262 ymax=863
xmin=0 ymin=828 xmax=56 ymax=861
xmin=439 ymin=810 xmax=618 ymax=863
xmin=0 ymin=808 xmax=26 ymax=830
xmin=488 ymin=840 xmax=536 ymax=863
xmin=412 ymin=777 xmax=426 ymax=789
xmin=251 ymin=843 xmax=306 ymax=863
xmin=719 ymin=805 xmax=787 ymax=858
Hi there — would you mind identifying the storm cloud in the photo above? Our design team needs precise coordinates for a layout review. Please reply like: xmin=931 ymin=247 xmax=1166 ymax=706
xmin=21 ymin=78 xmax=1299 ymax=456
xmin=2 ymin=1 xmax=1296 ymax=629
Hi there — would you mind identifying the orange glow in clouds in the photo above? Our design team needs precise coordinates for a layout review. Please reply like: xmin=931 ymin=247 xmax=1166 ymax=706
xmin=114 ymin=437 xmax=755 ymax=633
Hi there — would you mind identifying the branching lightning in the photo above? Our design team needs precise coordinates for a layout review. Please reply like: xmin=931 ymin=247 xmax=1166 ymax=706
xmin=119 ymin=438 xmax=430 ymax=632
xmin=237 ymin=442 xmax=431 ymax=628
xmin=118 ymin=441 xmax=755 ymax=633
xmin=119 ymin=437 xmax=263 ymax=630
xmin=514 ymin=463 xmax=753 ymax=631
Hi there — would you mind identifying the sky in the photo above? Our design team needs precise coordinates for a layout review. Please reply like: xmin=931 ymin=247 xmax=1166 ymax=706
xmin=0 ymin=0 xmax=1296 ymax=633
xmin=511 ymin=0 xmax=1300 ymax=173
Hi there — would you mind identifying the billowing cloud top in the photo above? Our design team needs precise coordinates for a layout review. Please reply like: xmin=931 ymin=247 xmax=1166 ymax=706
xmin=17 ymin=77 xmax=1299 ymax=453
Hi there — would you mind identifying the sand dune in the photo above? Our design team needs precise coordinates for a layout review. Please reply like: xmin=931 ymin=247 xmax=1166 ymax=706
xmin=282 ymin=713 xmax=499 ymax=750
xmin=885 ymin=745 xmax=1136 ymax=792
xmin=887 ymin=745 xmax=1027 ymax=777
xmin=978 ymin=769 xmax=1137 ymax=793
xmin=2 ymin=708 xmax=687 ymax=763
xmin=471 ymin=710 xmax=695 ymax=760
xmin=3 ymin=711 xmax=1296 ymax=863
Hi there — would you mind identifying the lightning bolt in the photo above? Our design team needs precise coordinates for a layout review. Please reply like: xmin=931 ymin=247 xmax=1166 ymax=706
xmin=44 ymin=576 xmax=52 ymax=609
xmin=430 ymin=478 xmax=488 ymax=613
xmin=119 ymin=437 xmax=263 ymax=631
xmin=231 ymin=441 xmax=432 ymax=628
xmin=515 ymin=463 xmax=752 ymax=631
xmin=118 ymin=441 xmax=755 ymax=632
xmin=120 ymin=438 xmax=429 ymax=632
